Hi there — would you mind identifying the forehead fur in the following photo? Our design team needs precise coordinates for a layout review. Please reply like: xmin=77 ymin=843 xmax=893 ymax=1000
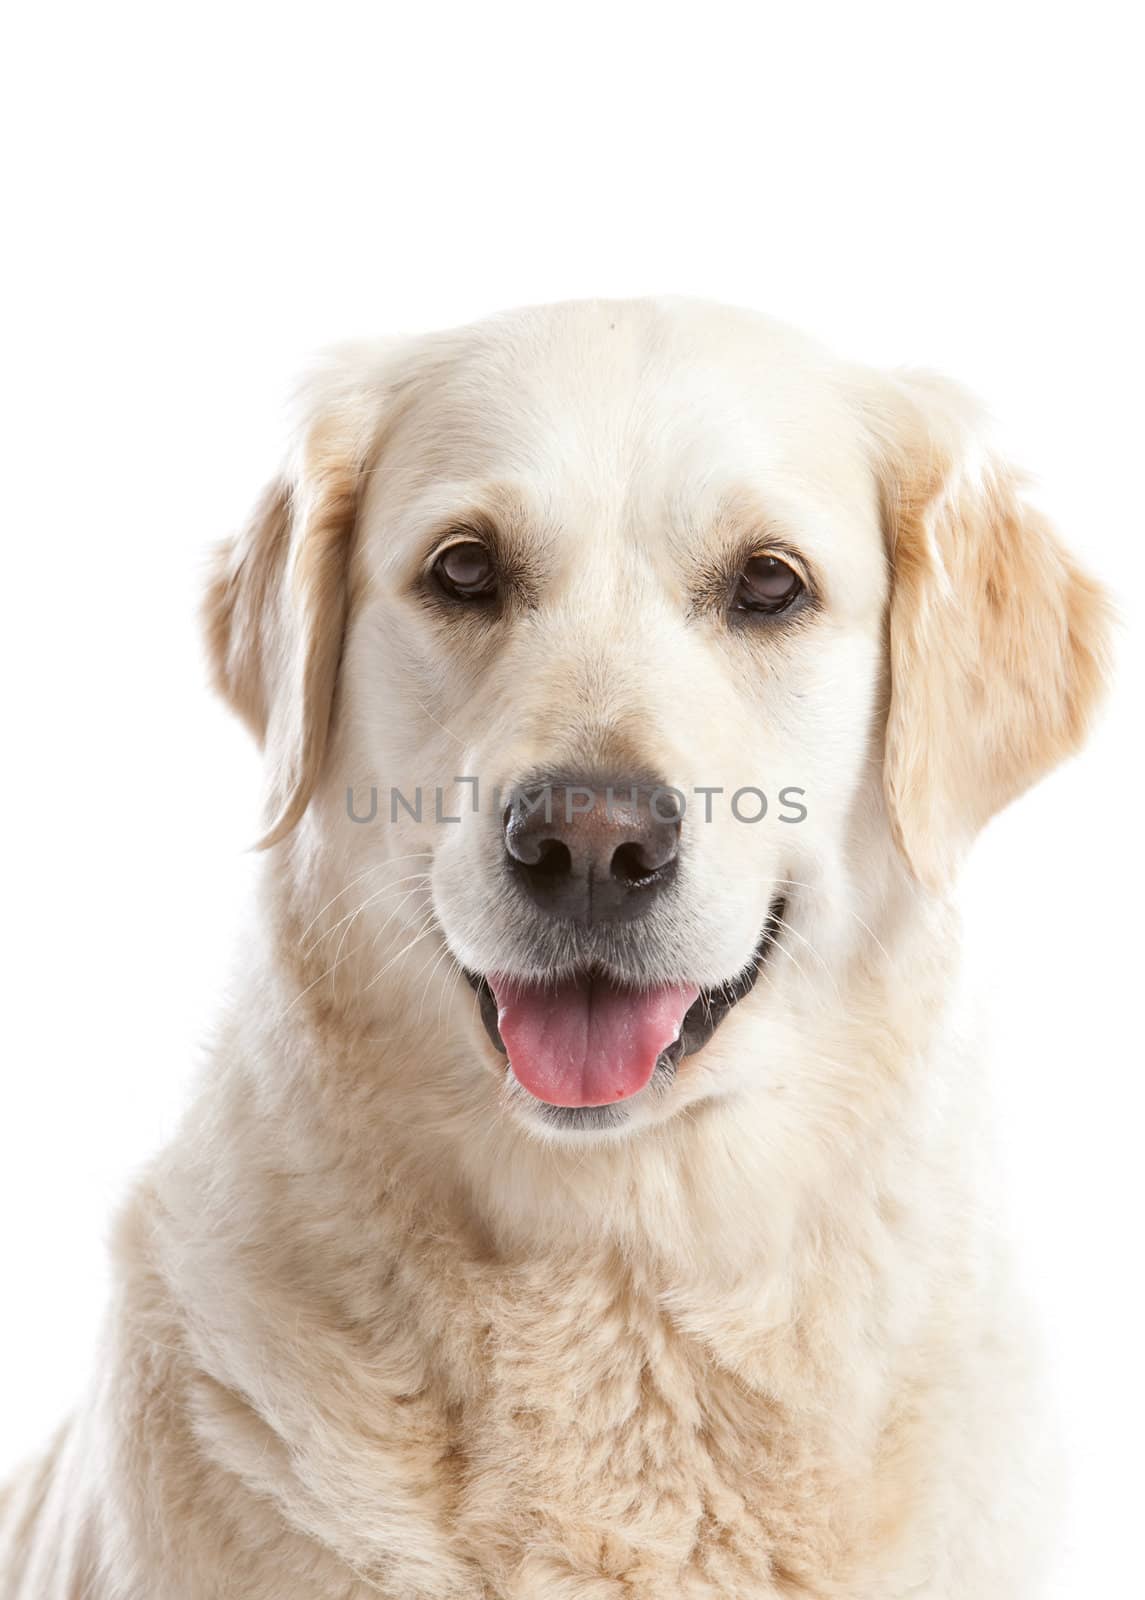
xmin=359 ymin=298 xmax=885 ymax=610
xmin=381 ymin=299 xmax=870 ymax=480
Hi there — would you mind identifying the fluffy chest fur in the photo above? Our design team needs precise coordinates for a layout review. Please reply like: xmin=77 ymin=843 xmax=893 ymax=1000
xmin=153 ymin=1225 xmax=922 ymax=1599
xmin=445 ymin=1259 xmax=882 ymax=1597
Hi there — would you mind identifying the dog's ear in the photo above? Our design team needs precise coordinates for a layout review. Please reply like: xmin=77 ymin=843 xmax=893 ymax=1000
xmin=868 ymin=372 xmax=1111 ymax=890
xmin=203 ymin=353 xmax=384 ymax=848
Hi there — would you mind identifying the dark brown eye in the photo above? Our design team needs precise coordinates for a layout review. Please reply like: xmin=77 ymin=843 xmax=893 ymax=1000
xmin=432 ymin=540 xmax=498 ymax=602
xmin=732 ymin=554 xmax=805 ymax=616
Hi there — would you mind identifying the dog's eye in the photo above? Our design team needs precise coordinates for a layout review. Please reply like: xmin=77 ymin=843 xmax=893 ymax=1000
xmin=432 ymin=540 xmax=498 ymax=602
xmin=732 ymin=555 xmax=805 ymax=616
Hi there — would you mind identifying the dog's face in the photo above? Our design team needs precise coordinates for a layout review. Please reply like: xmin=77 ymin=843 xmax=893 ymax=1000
xmin=207 ymin=301 xmax=1108 ymax=1142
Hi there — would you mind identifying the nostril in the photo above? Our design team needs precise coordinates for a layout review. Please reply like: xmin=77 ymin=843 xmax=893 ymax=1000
xmin=610 ymin=839 xmax=672 ymax=887
xmin=529 ymin=838 xmax=573 ymax=879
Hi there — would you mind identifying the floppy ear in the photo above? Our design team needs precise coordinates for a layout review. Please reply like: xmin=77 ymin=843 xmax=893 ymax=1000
xmin=870 ymin=372 xmax=1111 ymax=890
xmin=203 ymin=355 xmax=383 ymax=847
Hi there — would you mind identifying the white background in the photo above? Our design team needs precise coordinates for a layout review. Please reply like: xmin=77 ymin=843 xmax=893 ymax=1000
xmin=1 ymin=5 xmax=1141 ymax=1593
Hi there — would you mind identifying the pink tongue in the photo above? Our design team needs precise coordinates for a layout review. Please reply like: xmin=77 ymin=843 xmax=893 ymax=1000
xmin=488 ymin=974 xmax=699 ymax=1108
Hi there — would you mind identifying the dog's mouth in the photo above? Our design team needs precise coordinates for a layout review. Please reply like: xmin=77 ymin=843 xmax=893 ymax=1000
xmin=463 ymin=896 xmax=785 ymax=1113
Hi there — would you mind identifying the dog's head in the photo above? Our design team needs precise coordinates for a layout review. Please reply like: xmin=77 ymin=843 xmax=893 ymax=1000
xmin=205 ymin=301 xmax=1109 ymax=1141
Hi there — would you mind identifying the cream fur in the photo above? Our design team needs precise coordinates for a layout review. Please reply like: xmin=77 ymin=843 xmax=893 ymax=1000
xmin=0 ymin=300 xmax=1110 ymax=1598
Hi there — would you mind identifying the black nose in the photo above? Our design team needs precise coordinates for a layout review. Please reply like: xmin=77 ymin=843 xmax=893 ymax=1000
xmin=503 ymin=776 xmax=681 ymax=924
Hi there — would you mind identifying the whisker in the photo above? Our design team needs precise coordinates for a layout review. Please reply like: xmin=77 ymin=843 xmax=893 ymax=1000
xmin=772 ymin=915 xmax=840 ymax=999
xmin=437 ymin=947 xmax=466 ymax=1032
xmin=326 ymin=880 xmax=412 ymax=1005
xmin=306 ymin=872 xmax=431 ymax=958
xmin=771 ymin=939 xmax=811 ymax=986
xmin=362 ymin=916 xmax=439 ymax=994
xmin=414 ymin=943 xmax=455 ymax=1027
xmin=279 ymin=935 xmax=371 ymax=1021
xmin=295 ymin=850 xmax=432 ymax=946
xmin=414 ymin=698 xmax=466 ymax=749
xmin=366 ymin=880 xmax=435 ymax=956
xmin=769 ymin=876 xmax=893 ymax=965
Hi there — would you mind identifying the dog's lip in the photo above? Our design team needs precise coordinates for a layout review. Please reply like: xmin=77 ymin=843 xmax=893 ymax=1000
xmin=462 ymin=894 xmax=786 ymax=1067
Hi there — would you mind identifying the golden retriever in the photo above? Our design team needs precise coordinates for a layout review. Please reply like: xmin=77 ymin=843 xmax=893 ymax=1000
xmin=0 ymin=299 xmax=1110 ymax=1597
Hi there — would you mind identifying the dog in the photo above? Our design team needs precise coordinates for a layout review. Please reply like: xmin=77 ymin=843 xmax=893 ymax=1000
xmin=0 ymin=299 xmax=1110 ymax=1597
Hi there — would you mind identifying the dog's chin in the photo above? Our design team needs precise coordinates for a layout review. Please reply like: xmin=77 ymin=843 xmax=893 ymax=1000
xmin=461 ymin=896 xmax=786 ymax=1137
